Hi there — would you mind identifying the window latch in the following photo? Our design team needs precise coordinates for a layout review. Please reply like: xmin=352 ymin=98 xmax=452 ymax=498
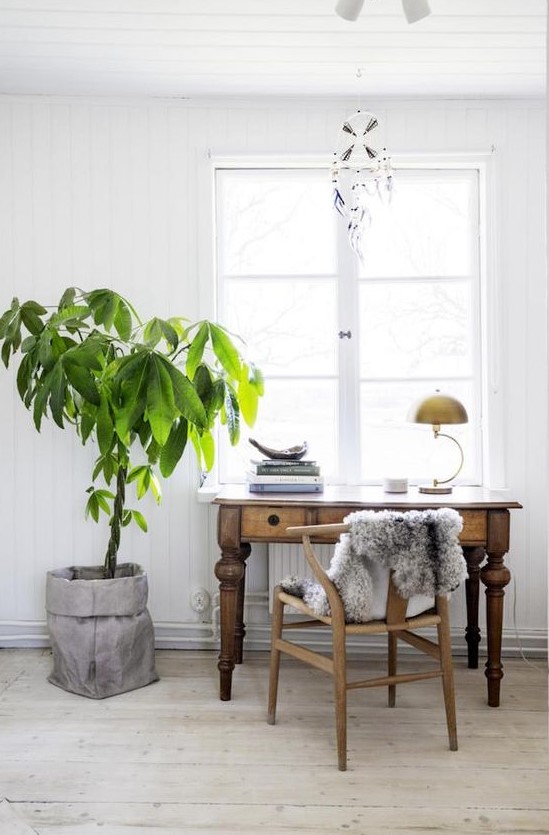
xmin=338 ymin=330 xmax=352 ymax=339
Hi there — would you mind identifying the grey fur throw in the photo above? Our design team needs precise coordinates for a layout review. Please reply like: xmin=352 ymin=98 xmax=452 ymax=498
xmin=281 ymin=508 xmax=467 ymax=624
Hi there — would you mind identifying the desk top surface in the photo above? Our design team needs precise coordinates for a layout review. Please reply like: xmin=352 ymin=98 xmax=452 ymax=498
xmin=213 ymin=484 xmax=522 ymax=510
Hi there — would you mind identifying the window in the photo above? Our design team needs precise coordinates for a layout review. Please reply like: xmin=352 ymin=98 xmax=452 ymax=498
xmin=215 ymin=163 xmax=483 ymax=486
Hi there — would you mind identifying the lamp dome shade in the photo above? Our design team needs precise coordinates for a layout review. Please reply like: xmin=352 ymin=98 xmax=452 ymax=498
xmin=408 ymin=393 xmax=469 ymax=426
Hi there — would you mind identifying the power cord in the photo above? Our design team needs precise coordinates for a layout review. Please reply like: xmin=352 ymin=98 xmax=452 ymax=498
xmin=511 ymin=575 xmax=547 ymax=674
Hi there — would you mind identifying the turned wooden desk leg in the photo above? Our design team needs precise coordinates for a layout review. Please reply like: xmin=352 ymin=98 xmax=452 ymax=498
xmin=214 ymin=548 xmax=244 ymax=701
xmin=480 ymin=510 xmax=511 ymax=708
xmin=215 ymin=505 xmax=250 ymax=701
xmin=234 ymin=547 xmax=251 ymax=665
xmin=463 ymin=546 xmax=485 ymax=669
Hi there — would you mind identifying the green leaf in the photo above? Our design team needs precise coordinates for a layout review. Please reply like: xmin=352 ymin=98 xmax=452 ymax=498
xmin=20 ymin=307 xmax=45 ymax=335
xmin=1 ymin=339 xmax=12 ymax=368
xmin=129 ymin=465 xmax=161 ymax=504
xmin=96 ymin=391 xmax=115 ymax=455
xmin=193 ymin=366 xmax=224 ymax=423
xmin=38 ymin=332 xmax=55 ymax=371
xmin=137 ymin=421 xmax=152 ymax=450
xmin=63 ymin=359 xmax=100 ymax=406
xmin=79 ymin=404 xmax=97 ymax=444
xmin=113 ymin=300 xmax=133 ymax=341
xmin=103 ymin=452 xmax=116 ymax=484
xmin=50 ymin=330 xmax=68 ymax=361
xmin=128 ymin=465 xmax=150 ymax=499
xmin=238 ymin=363 xmax=260 ymax=427
xmin=85 ymin=488 xmax=114 ymax=522
xmin=49 ymin=305 xmax=92 ymax=329
xmin=32 ymin=370 xmax=53 ymax=430
xmin=112 ymin=353 xmax=149 ymax=441
xmin=0 ymin=299 xmax=20 ymax=339
xmin=223 ymin=383 xmax=240 ymax=445
xmin=85 ymin=491 xmax=99 ymax=523
xmin=21 ymin=335 xmax=37 ymax=354
xmin=92 ymin=457 xmax=103 ymax=481
xmin=16 ymin=352 xmax=33 ymax=401
xmin=189 ymin=425 xmax=203 ymax=469
xmin=68 ymin=338 xmax=105 ymax=371
xmin=95 ymin=489 xmax=115 ymax=515
xmin=146 ymin=354 xmax=178 ymax=446
xmin=198 ymin=429 xmax=215 ymax=471
xmin=146 ymin=437 xmax=161 ymax=465
xmin=162 ymin=360 xmax=207 ymax=429
xmin=143 ymin=317 xmax=163 ymax=347
xmin=193 ymin=364 xmax=213 ymax=403
xmin=101 ymin=293 xmax=118 ymax=331
xmin=149 ymin=470 xmax=162 ymax=504
xmin=48 ymin=363 xmax=66 ymax=428
xmin=86 ymin=289 xmax=118 ymax=330
xmin=58 ymin=287 xmax=77 ymax=310
xmin=209 ymin=323 xmax=242 ymax=380
xmin=159 ymin=319 xmax=179 ymax=352
xmin=109 ymin=351 xmax=147 ymax=383
xmin=131 ymin=510 xmax=148 ymax=533
xmin=159 ymin=418 xmax=188 ymax=478
xmin=186 ymin=322 xmax=208 ymax=380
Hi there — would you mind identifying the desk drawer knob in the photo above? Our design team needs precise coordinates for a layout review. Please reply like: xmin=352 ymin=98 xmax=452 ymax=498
xmin=267 ymin=514 xmax=280 ymax=527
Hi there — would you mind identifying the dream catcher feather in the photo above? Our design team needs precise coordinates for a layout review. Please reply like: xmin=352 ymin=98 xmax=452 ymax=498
xmin=331 ymin=110 xmax=394 ymax=261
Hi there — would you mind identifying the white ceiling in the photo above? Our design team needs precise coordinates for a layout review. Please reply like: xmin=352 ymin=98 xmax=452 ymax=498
xmin=0 ymin=0 xmax=545 ymax=100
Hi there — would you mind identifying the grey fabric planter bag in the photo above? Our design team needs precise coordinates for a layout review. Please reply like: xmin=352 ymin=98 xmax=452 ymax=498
xmin=46 ymin=562 xmax=159 ymax=699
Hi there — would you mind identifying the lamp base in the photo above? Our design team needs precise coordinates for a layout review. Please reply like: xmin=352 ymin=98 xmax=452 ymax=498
xmin=418 ymin=485 xmax=453 ymax=494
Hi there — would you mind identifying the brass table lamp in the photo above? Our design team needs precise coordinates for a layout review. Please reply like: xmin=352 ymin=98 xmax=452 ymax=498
xmin=408 ymin=392 xmax=469 ymax=494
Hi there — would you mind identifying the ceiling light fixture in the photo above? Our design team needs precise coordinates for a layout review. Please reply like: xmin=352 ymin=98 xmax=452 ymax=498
xmin=335 ymin=0 xmax=431 ymax=24
xmin=401 ymin=0 xmax=431 ymax=23
xmin=335 ymin=0 xmax=365 ymax=21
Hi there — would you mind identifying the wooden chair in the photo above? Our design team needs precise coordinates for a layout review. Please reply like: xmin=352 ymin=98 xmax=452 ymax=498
xmin=267 ymin=522 xmax=458 ymax=771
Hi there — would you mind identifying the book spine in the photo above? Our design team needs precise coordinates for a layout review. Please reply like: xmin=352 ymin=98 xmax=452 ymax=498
xmin=254 ymin=464 xmax=321 ymax=476
xmin=251 ymin=459 xmax=317 ymax=467
xmin=247 ymin=483 xmax=323 ymax=493
xmin=246 ymin=472 xmax=323 ymax=484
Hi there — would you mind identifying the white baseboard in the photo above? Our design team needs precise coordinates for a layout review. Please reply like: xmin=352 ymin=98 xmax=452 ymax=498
xmin=0 ymin=619 xmax=546 ymax=658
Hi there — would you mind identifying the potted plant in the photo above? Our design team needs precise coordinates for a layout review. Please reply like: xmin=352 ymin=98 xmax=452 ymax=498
xmin=0 ymin=287 xmax=263 ymax=698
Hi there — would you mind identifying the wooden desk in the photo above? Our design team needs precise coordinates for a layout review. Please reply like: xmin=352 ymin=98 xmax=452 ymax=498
xmin=213 ymin=485 xmax=522 ymax=707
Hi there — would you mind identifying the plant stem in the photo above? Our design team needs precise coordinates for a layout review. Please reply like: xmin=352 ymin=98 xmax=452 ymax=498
xmin=104 ymin=462 xmax=127 ymax=579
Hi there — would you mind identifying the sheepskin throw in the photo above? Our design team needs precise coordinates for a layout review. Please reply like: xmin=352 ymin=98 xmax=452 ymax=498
xmin=281 ymin=508 xmax=467 ymax=624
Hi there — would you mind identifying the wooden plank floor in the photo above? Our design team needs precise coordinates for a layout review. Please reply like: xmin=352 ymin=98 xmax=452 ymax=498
xmin=0 ymin=648 xmax=547 ymax=834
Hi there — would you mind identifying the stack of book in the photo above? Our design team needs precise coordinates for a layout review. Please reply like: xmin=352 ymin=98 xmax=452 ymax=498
xmin=246 ymin=459 xmax=324 ymax=493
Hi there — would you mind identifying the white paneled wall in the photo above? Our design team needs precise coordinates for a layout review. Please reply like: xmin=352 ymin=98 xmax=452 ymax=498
xmin=0 ymin=95 xmax=545 ymax=655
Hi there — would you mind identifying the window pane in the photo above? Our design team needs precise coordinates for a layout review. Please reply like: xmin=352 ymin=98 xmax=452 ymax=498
xmin=359 ymin=171 xmax=476 ymax=278
xmin=359 ymin=280 xmax=474 ymax=379
xmin=215 ymin=164 xmax=482 ymax=487
xmin=218 ymin=170 xmax=336 ymax=276
xmin=219 ymin=379 xmax=338 ymax=482
xmin=360 ymin=381 xmax=477 ymax=482
xmin=222 ymin=278 xmax=337 ymax=376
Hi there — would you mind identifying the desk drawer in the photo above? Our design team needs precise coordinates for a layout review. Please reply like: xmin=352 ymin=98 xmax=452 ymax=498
xmin=460 ymin=510 xmax=487 ymax=543
xmin=241 ymin=506 xmax=307 ymax=540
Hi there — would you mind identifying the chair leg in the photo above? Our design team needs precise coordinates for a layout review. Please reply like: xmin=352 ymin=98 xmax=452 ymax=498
xmin=436 ymin=595 xmax=458 ymax=751
xmin=332 ymin=622 xmax=347 ymax=771
xmin=267 ymin=589 xmax=284 ymax=725
xmin=388 ymin=631 xmax=397 ymax=707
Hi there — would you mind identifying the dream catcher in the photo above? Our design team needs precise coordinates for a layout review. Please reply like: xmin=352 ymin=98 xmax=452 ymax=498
xmin=331 ymin=110 xmax=394 ymax=261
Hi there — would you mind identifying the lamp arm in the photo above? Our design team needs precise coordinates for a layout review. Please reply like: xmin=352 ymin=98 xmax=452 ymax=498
xmin=432 ymin=428 xmax=464 ymax=486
